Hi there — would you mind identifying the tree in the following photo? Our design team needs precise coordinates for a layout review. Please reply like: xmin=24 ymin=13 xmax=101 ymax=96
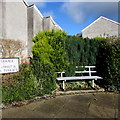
xmin=0 ymin=39 xmax=25 ymax=58
xmin=32 ymin=29 xmax=69 ymax=72
xmin=30 ymin=30 xmax=69 ymax=95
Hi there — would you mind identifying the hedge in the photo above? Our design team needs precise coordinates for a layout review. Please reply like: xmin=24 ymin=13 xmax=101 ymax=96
xmin=2 ymin=31 xmax=120 ymax=103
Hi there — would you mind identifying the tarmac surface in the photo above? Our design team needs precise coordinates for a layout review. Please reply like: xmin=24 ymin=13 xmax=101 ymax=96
xmin=2 ymin=92 xmax=120 ymax=119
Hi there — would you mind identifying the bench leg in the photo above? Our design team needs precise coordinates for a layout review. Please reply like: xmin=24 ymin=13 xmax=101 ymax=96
xmin=63 ymin=80 xmax=65 ymax=91
xmin=92 ymin=80 xmax=94 ymax=88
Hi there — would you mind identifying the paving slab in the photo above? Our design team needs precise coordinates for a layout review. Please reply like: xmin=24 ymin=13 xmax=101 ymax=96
xmin=2 ymin=92 xmax=119 ymax=119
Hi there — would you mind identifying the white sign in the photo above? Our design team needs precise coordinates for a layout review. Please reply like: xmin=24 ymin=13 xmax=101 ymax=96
xmin=0 ymin=58 xmax=19 ymax=74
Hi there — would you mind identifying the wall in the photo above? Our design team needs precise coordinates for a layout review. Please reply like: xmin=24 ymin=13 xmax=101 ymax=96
xmin=49 ymin=16 xmax=56 ymax=30
xmin=0 ymin=0 xmax=2 ymax=38
xmin=0 ymin=0 xmax=6 ymax=39
xmin=0 ymin=0 xmax=62 ymax=58
xmin=43 ymin=17 xmax=50 ymax=31
xmin=33 ymin=5 xmax=43 ymax=37
xmin=82 ymin=18 xmax=119 ymax=38
xmin=43 ymin=16 xmax=62 ymax=31
xmin=27 ymin=5 xmax=33 ymax=57
xmin=0 ymin=0 xmax=28 ymax=57
xmin=27 ymin=5 xmax=43 ymax=56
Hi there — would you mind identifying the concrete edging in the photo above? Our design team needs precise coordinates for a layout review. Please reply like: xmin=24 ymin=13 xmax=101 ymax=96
xmin=54 ymin=88 xmax=105 ymax=96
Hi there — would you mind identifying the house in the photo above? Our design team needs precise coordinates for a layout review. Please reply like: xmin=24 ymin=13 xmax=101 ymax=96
xmin=81 ymin=16 xmax=120 ymax=38
xmin=0 ymin=0 xmax=62 ymax=58
xmin=76 ymin=33 xmax=82 ymax=37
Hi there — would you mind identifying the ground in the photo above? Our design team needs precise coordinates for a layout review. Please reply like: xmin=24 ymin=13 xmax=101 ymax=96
xmin=2 ymin=92 xmax=119 ymax=119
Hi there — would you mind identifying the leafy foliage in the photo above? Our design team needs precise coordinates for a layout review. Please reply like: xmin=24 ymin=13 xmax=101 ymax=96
xmin=2 ymin=31 xmax=120 ymax=103
xmin=96 ymin=37 xmax=120 ymax=91
xmin=31 ymin=30 xmax=68 ymax=95
xmin=64 ymin=36 xmax=99 ymax=76
xmin=32 ymin=29 xmax=68 ymax=72
xmin=2 ymin=63 xmax=37 ymax=103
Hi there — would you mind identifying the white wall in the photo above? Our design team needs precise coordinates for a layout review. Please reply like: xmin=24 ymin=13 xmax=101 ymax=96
xmin=0 ymin=0 xmax=62 ymax=58
xmin=0 ymin=0 xmax=2 ymax=38
xmin=33 ymin=5 xmax=43 ymax=37
xmin=1 ymin=0 xmax=28 ymax=57
xmin=82 ymin=18 xmax=119 ymax=38
xmin=27 ymin=5 xmax=43 ymax=56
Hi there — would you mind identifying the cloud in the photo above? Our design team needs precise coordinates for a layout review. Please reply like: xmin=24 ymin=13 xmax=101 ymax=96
xmin=62 ymin=3 xmax=85 ymax=24
xmin=61 ymin=2 xmax=118 ymax=24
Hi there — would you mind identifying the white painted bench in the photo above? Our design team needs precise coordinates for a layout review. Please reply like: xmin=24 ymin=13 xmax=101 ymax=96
xmin=56 ymin=66 xmax=102 ymax=90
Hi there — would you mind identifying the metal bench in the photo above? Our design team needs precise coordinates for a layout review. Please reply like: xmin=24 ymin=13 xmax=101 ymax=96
xmin=56 ymin=66 xmax=102 ymax=90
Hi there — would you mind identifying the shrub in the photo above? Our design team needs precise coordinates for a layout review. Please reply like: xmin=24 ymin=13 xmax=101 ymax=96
xmin=96 ymin=37 xmax=120 ymax=91
xmin=2 ymin=63 xmax=37 ymax=103
xmin=32 ymin=29 xmax=69 ymax=72
xmin=65 ymin=36 xmax=120 ymax=91
xmin=2 ymin=33 xmax=120 ymax=103
xmin=2 ymin=77 xmax=36 ymax=103
xmin=30 ymin=59 xmax=56 ymax=96
xmin=64 ymin=36 xmax=99 ymax=76
xmin=31 ymin=30 xmax=68 ymax=95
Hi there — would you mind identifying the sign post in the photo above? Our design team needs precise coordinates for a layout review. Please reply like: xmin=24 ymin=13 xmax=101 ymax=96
xmin=0 ymin=58 xmax=19 ymax=74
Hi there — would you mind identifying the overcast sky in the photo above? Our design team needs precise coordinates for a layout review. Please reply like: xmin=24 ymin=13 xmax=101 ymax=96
xmin=26 ymin=0 xmax=119 ymax=35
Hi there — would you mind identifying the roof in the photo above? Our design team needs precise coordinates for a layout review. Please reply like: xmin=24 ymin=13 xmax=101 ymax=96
xmin=23 ymin=0 xmax=29 ymax=6
xmin=23 ymin=0 xmax=62 ymax=30
xmin=25 ymin=1 xmax=43 ymax=19
xmin=81 ymin=16 xmax=120 ymax=32
xmin=44 ymin=16 xmax=62 ymax=30
xmin=44 ymin=16 xmax=56 ymax=25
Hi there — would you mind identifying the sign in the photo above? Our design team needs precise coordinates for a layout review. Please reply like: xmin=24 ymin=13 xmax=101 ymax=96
xmin=0 ymin=58 xmax=19 ymax=74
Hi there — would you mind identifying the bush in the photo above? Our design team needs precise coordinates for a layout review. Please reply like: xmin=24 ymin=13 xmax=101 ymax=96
xmin=64 ymin=36 xmax=99 ymax=76
xmin=31 ymin=30 xmax=68 ymax=95
xmin=32 ymin=29 xmax=69 ymax=72
xmin=2 ymin=33 xmax=120 ymax=103
xmin=96 ymin=37 xmax=120 ymax=91
xmin=2 ymin=63 xmax=37 ymax=103
xmin=30 ymin=60 xmax=57 ymax=96
xmin=65 ymin=36 xmax=120 ymax=91
xmin=2 ymin=77 xmax=36 ymax=103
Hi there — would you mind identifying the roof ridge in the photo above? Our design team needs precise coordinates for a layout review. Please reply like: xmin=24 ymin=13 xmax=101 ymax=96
xmin=100 ymin=16 xmax=120 ymax=25
xmin=23 ymin=0 xmax=29 ymax=6
xmin=81 ymin=16 xmax=120 ymax=32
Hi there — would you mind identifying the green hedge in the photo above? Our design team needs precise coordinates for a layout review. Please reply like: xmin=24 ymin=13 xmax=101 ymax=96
xmin=2 ymin=31 xmax=120 ymax=103
xmin=64 ymin=36 xmax=99 ymax=76
xmin=96 ymin=37 xmax=120 ymax=91
xmin=2 ymin=63 xmax=37 ymax=103
xmin=64 ymin=36 xmax=120 ymax=91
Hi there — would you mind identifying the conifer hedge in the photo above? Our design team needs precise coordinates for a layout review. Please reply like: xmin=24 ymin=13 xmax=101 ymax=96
xmin=65 ymin=36 xmax=120 ymax=91
xmin=96 ymin=37 xmax=120 ymax=91
xmin=31 ymin=30 xmax=120 ymax=91
xmin=2 ymin=30 xmax=120 ymax=103
xmin=64 ymin=36 xmax=99 ymax=76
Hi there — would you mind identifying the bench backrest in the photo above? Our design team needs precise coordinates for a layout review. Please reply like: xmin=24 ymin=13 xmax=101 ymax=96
xmin=57 ymin=66 xmax=97 ymax=77
xmin=57 ymin=72 xmax=65 ymax=77
xmin=75 ymin=66 xmax=96 ymax=76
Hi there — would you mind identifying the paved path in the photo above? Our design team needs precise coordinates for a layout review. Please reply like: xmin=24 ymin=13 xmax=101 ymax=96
xmin=2 ymin=92 xmax=119 ymax=119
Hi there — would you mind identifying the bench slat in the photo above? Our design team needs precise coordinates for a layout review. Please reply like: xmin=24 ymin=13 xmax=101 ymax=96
xmin=57 ymin=76 xmax=102 ymax=81
xmin=56 ymin=66 xmax=102 ymax=90
xmin=76 ymin=66 xmax=96 ymax=68
xmin=75 ymin=71 xmax=96 ymax=73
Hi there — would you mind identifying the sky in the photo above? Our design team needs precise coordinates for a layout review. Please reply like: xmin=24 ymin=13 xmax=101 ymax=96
xmin=26 ymin=0 xmax=119 ymax=35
